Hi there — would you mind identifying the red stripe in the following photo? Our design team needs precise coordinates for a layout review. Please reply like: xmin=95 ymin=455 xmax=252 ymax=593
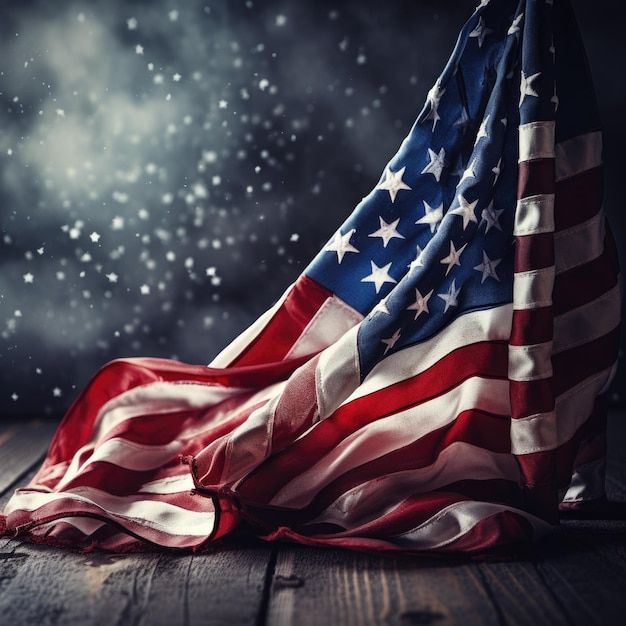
xmin=510 ymin=379 xmax=554 ymax=418
xmin=517 ymin=159 xmax=555 ymax=198
xmin=516 ymin=395 xmax=607 ymax=492
xmin=438 ymin=510 xmax=534 ymax=554
xmin=266 ymin=410 xmax=513 ymax=520
xmin=230 ymin=275 xmax=333 ymax=367
xmin=236 ymin=341 xmax=509 ymax=501
xmin=554 ymin=166 xmax=603 ymax=231
xmin=553 ymin=236 xmax=618 ymax=315
xmin=43 ymin=356 xmax=307 ymax=469
xmin=332 ymin=482 xmax=524 ymax=538
xmin=510 ymin=307 xmax=553 ymax=346
xmin=553 ymin=327 xmax=620 ymax=397
xmin=514 ymin=232 xmax=554 ymax=273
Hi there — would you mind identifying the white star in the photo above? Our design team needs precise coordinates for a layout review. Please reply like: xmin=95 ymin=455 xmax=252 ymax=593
xmin=376 ymin=166 xmax=412 ymax=203
xmin=469 ymin=16 xmax=493 ymax=48
xmin=481 ymin=201 xmax=504 ymax=233
xmin=106 ymin=272 xmax=119 ymax=283
xmin=475 ymin=114 xmax=490 ymax=144
xmin=52 ymin=387 xmax=62 ymax=397
xmin=416 ymin=201 xmax=443 ymax=233
xmin=381 ymin=328 xmax=402 ymax=355
xmin=474 ymin=251 xmax=502 ymax=283
xmin=508 ymin=13 xmax=524 ymax=35
xmin=408 ymin=244 xmax=426 ymax=271
xmin=361 ymin=260 xmax=397 ymax=294
xmin=460 ymin=158 xmax=477 ymax=183
xmin=89 ymin=231 xmax=100 ymax=243
xmin=140 ymin=284 xmax=150 ymax=295
xmin=425 ymin=81 xmax=446 ymax=129
xmin=368 ymin=217 xmax=405 ymax=248
xmin=438 ymin=279 xmax=461 ymax=312
xmin=135 ymin=44 xmax=144 ymax=55
xmin=407 ymin=288 xmax=433 ymax=320
xmin=440 ymin=241 xmax=467 ymax=276
xmin=519 ymin=71 xmax=541 ymax=106
xmin=492 ymin=158 xmax=502 ymax=184
xmin=450 ymin=195 xmax=479 ymax=230
xmin=325 ymin=228 xmax=359 ymax=263
xmin=421 ymin=147 xmax=446 ymax=182
xmin=23 ymin=272 xmax=34 ymax=283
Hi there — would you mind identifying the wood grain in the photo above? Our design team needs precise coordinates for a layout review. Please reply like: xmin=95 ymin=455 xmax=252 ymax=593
xmin=0 ymin=537 xmax=274 ymax=626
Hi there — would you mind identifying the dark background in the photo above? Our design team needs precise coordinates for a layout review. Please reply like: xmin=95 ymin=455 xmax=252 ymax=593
xmin=0 ymin=0 xmax=623 ymax=418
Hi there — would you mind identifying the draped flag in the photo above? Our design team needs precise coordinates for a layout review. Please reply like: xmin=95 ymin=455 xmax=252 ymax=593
xmin=1 ymin=0 xmax=621 ymax=555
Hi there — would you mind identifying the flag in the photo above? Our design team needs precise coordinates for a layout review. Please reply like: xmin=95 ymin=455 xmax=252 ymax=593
xmin=1 ymin=0 xmax=620 ymax=556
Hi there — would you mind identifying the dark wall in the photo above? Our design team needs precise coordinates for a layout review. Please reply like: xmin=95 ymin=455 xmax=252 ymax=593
xmin=0 ymin=0 xmax=623 ymax=417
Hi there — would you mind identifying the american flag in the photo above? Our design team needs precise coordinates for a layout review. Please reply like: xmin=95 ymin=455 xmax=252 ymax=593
xmin=2 ymin=0 xmax=621 ymax=555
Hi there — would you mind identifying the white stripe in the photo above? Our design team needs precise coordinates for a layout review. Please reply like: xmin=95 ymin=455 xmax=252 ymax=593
xmin=519 ymin=121 xmax=555 ymax=162
xmin=6 ymin=487 xmax=215 ymax=538
xmin=316 ymin=324 xmax=361 ymax=419
xmin=390 ymin=501 xmax=551 ymax=550
xmin=513 ymin=266 xmax=554 ymax=310
xmin=308 ymin=442 xmax=520 ymax=528
xmin=555 ymin=131 xmax=602 ymax=182
xmin=270 ymin=377 xmax=510 ymax=508
xmin=553 ymin=283 xmax=621 ymax=354
xmin=35 ymin=516 xmax=106 ymax=537
xmin=511 ymin=364 xmax=617 ymax=454
xmin=56 ymin=438 xmax=184 ymax=490
xmin=139 ymin=474 xmax=195 ymax=494
xmin=342 ymin=305 xmax=512 ymax=403
xmin=555 ymin=211 xmax=605 ymax=274
xmin=508 ymin=341 xmax=553 ymax=381
xmin=85 ymin=438 xmax=182 ymax=472
xmin=209 ymin=282 xmax=293 ymax=367
xmin=94 ymin=382 xmax=249 ymax=441
xmin=510 ymin=411 xmax=558 ymax=455
xmin=285 ymin=295 xmax=363 ymax=359
xmin=514 ymin=194 xmax=555 ymax=236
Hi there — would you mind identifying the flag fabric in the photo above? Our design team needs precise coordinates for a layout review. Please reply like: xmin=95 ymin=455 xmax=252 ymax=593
xmin=1 ymin=0 xmax=621 ymax=556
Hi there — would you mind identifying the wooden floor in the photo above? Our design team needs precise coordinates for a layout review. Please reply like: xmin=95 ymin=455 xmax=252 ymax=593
xmin=1 ymin=413 xmax=626 ymax=626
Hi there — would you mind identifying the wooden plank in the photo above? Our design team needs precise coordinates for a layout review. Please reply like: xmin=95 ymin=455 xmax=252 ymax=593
xmin=0 ymin=418 xmax=57 ymax=494
xmin=265 ymin=544 xmax=509 ymax=626
xmin=0 ymin=536 xmax=274 ymax=626
xmin=265 ymin=526 xmax=626 ymax=626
